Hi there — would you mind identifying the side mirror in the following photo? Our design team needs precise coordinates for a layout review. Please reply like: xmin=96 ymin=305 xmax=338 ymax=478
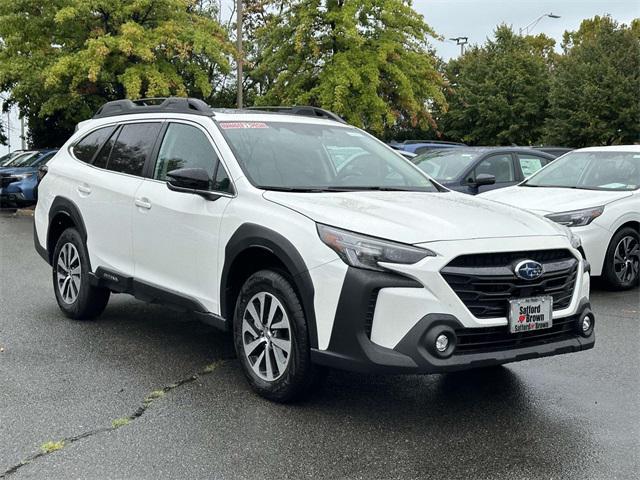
xmin=166 ymin=168 xmax=220 ymax=201
xmin=474 ymin=173 xmax=496 ymax=187
xmin=37 ymin=165 xmax=48 ymax=184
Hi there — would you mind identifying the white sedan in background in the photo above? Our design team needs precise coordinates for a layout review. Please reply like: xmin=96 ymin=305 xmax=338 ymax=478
xmin=481 ymin=146 xmax=640 ymax=290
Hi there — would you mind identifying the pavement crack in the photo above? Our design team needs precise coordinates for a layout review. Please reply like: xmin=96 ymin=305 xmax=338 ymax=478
xmin=0 ymin=360 xmax=225 ymax=478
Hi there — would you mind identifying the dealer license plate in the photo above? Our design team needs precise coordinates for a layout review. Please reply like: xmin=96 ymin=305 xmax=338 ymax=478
xmin=508 ymin=296 xmax=553 ymax=333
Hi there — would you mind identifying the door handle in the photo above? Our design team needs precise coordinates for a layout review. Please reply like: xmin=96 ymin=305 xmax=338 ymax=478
xmin=77 ymin=185 xmax=91 ymax=195
xmin=135 ymin=198 xmax=152 ymax=210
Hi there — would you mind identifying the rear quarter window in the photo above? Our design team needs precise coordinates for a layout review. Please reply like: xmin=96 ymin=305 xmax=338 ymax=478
xmin=72 ymin=126 xmax=116 ymax=163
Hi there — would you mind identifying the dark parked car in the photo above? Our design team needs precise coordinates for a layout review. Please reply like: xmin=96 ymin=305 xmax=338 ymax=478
xmin=0 ymin=150 xmax=57 ymax=208
xmin=413 ymin=147 xmax=555 ymax=194
xmin=389 ymin=139 xmax=466 ymax=155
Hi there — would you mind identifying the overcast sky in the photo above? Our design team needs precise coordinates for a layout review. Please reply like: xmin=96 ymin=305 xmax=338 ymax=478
xmin=417 ymin=0 xmax=639 ymax=59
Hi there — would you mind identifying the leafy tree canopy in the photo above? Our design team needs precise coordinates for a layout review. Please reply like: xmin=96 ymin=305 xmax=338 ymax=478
xmin=543 ymin=16 xmax=640 ymax=147
xmin=0 ymin=0 xmax=233 ymax=147
xmin=440 ymin=26 xmax=555 ymax=146
xmin=249 ymin=0 xmax=446 ymax=136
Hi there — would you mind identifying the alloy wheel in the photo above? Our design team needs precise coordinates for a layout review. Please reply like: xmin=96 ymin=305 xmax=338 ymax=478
xmin=242 ymin=292 xmax=292 ymax=381
xmin=613 ymin=235 xmax=640 ymax=284
xmin=56 ymin=243 xmax=81 ymax=304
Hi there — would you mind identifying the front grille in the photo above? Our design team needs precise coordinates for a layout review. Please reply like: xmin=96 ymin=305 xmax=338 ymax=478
xmin=441 ymin=249 xmax=578 ymax=319
xmin=454 ymin=316 xmax=578 ymax=355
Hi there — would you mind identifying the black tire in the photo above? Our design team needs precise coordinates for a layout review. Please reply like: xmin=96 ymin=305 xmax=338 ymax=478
xmin=233 ymin=269 xmax=321 ymax=402
xmin=602 ymin=226 xmax=640 ymax=290
xmin=52 ymin=228 xmax=110 ymax=320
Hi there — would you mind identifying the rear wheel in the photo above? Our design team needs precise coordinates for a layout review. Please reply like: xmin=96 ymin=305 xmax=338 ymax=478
xmin=602 ymin=227 xmax=640 ymax=290
xmin=52 ymin=228 xmax=110 ymax=319
xmin=233 ymin=270 xmax=321 ymax=402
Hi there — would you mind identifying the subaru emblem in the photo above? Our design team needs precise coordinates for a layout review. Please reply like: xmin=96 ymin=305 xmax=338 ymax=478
xmin=514 ymin=260 xmax=544 ymax=280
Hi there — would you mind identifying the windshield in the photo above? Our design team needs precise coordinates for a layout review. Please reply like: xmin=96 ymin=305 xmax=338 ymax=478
xmin=0 ymin=152 xmax=30 ymax=167
xmin=3 ymin=152 xmax=39 ymax=168
xmin=413 ymin=149 xmax=478 ymax=181
xmin=218 ymin=121 xmax=439 ymax=192
xmin=524 ymin=150 xmax=640 ymax=191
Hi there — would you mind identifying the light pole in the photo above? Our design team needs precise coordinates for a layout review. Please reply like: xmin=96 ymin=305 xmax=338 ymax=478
xmin=449 ymin=36 xmax=468 ymax=56
xmin=519 ymin=13 xmax=561 ymax=36
xmin=236 ymin=0 xmax=243 ymax=109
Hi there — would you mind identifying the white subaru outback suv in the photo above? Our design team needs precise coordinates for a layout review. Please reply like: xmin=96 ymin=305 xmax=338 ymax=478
xmin=34 ymin=98 xmax=595 ymax=402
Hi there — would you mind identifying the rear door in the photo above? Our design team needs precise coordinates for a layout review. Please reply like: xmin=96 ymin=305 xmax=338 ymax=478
xmin=72 ymin=122 xmax=162 ymax=274
xmin=131 ymin=120 xmax=234 ymax=313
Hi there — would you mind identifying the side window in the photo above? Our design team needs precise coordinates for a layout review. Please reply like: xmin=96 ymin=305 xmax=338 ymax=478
xmin=517 ymin=153 xmax=549 ymax=178
xmin=72 ymin=126 xmax=116 ymax=163
xmin=474 ymin=154 xmax=515 ymax=183
xmin=153 ymin=123 xmax=220 ymax=187
xmin=106 ymin=123 xmax=162 ymax=176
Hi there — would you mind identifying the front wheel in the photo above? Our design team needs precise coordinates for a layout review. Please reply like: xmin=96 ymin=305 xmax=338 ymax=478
xmin=52 ymin=228 xmax=110 ymax=319
xmin=602 ymin=227 xmax=640 ymax=290
xmin=233 ymin=270 xmax=321 ymax=402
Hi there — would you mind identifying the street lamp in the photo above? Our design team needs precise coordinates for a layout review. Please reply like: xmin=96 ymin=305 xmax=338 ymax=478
xmin=519 ymin=13 xmax=561 ymax=36
xmin=449 ymin=36 xmax=469 ymax=56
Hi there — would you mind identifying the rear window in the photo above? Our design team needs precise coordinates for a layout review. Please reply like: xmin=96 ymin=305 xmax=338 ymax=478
xmin=73 ymin=126 xmax=116 ymax=163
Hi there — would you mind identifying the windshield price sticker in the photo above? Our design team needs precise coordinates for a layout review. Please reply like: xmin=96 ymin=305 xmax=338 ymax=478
xmin=220 ymin=122 xmax=269 ymax=129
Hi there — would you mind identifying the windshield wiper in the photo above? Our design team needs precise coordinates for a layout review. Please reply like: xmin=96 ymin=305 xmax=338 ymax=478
xmin=522 ymin=184 xmax=579 ymax=189
xmin=323 ymin=186 xmax=431 ymax=192
xmin=257 ymin=186 xmax=331 ymax=193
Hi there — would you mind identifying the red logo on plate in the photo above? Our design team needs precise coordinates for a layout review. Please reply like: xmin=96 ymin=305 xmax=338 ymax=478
xmin=518 ymin=315 xmax=526 ymax=323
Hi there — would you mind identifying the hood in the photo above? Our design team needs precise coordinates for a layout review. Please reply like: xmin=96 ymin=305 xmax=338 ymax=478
xmin=480 ymin=186 xmax=633 ymax=214
xmin=263 ymin=190 xmax=567 ymax=244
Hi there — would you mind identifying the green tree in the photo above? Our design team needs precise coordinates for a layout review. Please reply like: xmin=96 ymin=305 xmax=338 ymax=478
xmin=248 ymin=0 xmax=446 ymax=136
xmin=440 ymin=26 xmax=554 ymax=145
xmin=0 ymin=0 xmax=233 ymax=147
xmin=544 ymin=16 xmax=640 ymax=147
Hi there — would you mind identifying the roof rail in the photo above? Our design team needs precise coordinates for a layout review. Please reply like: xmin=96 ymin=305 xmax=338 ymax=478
xmin=93 ymin=97 xmax=215 ymax=119
xmin=246 ymin=106 xmax=347 ymax=124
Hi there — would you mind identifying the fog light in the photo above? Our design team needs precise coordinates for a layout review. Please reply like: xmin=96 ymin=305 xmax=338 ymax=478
xmin=578 ymin=309 xmax=594 ymax=337
xmin=435 ymin=334 xmax=449 ymax=353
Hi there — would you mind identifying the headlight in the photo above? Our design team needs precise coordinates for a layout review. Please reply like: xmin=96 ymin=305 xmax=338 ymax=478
xmin=317 ymin=224 xmax=435 ymax=272
xmin=545 ymin=206 xmax=604 ymax=228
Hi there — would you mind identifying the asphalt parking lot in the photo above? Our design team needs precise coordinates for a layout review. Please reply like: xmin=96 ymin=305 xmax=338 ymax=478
xmin=1 ymin=212 xmax=638 ymax=480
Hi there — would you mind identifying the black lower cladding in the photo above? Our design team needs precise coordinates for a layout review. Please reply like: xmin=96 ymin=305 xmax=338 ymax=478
xmin=311 ymin=267 xmax=594 ymax=374
xmin=91 ymin=267 xmax=228 ymax=331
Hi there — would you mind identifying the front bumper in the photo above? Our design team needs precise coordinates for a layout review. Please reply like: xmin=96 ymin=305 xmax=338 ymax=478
xmin=572 ymin=223 xmax=611 ymax=276
xmin=311 ymin=268 xmax=595 ymax=374
xmin=311 ymin=237 xmax=594 ymax=374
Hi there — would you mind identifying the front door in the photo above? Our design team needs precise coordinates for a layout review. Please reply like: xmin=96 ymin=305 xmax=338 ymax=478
xmin=132 ymin=120 xmax=234 ymax=313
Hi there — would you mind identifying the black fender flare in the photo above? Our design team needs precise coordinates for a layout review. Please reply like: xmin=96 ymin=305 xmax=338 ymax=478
xmin=221 ymin=223 xmax=318 ymax=348
xmin=47 ymin=196 xmax=88 ymax=263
